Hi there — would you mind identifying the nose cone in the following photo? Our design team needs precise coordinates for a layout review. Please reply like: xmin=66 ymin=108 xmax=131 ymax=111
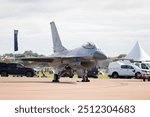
xmin=93 ymin=51 xmax=107 ymax=60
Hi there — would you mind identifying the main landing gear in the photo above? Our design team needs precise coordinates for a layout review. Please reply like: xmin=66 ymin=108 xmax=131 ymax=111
xmin=82 ymin=76 xmax=90 ymax=82
xmin=81 ymin=70 xmax=90 ymax=82
xmin=52 ymin=68 xmax=90 ymax=83
xmin=52 ymin=74 xmax=60 ymax=82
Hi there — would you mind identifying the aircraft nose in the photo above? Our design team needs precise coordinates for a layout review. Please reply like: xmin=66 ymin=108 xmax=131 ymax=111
xmin=93 ymin=50 xmax=107 ymax=60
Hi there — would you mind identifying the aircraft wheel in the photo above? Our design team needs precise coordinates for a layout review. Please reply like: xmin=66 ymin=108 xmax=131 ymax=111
xmin=81 ymin=80 xmax=86 ymax=82
xmin=52 ymin=74 xmax=60 ymax=82
xmin=82 ymin=76 xmax=86 ymax=82
xmin=86 ymin=79 xmax=90 ymax=82
xmin=52 ymin=80 xmax=59 ymax=82
xmin=82 ymin=76 xmax=90 ymax=82
xmin=86 ymin=76 xmax=90 ymax=82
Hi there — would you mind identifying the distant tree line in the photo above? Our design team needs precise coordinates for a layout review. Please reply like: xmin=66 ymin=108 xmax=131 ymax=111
xmin=2 ymin=50 xmax=44 ymax=58
xmin=0 ymin=50 xmax=46 ymax=66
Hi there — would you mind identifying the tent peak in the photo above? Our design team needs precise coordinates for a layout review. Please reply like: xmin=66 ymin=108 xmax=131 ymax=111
xmin=125 ymin=41 xmax=150 ymax=61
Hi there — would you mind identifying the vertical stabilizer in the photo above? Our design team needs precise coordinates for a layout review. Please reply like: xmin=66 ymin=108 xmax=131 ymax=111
xmin=50 ymin=21 xmax=67 ymax=53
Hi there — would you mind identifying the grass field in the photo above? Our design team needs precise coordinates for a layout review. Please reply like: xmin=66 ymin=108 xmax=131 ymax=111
xmin=36 ymin=71 xmax=109 ymax=79
xmin=0 ymin=69 xmax=109 ymax=79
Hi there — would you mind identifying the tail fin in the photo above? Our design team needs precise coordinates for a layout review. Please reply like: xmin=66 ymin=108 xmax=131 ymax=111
xmin=50 ymin=21 xmax=67 ymax=53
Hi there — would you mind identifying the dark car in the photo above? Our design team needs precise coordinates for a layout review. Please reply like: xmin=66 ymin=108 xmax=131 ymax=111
xmin=0 ymin=62 xmax=35 ymax=77
xmin=87 ymin=67 xmax=99 ymax=78
xmin=78 ymin=66 xmax=99 ymax=78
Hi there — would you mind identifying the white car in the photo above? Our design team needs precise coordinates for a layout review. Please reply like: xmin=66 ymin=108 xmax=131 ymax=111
xmin=108 ymin=61 xmax=150 ymax=78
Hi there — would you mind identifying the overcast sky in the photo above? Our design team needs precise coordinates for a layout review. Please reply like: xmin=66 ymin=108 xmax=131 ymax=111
xmin=0 ymin=0 xmax=150 ymax=56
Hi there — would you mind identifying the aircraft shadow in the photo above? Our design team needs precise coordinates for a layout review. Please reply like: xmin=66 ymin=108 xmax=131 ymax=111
xmin=50 ymin=82 xmax=77 ymax=84
xmin=0 ymin=81 xmax=77 ymax=85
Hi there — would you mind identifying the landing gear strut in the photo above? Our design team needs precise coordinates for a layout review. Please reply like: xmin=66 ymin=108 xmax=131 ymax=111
xmin=52 ymin=74 xmax=60 ymax=82
xmin=82 ymin=76 xmax=90 ymax=82
xmin=81 ymin=70 xmax=90 ymax=82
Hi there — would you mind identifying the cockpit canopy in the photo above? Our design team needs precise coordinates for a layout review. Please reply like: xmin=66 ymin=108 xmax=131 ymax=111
xmin=82 ymin=42 xmax=96 ymax=49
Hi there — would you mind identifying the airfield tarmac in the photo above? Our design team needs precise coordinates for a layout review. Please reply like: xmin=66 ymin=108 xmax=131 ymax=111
xmin=0 ymin=77 xmax=150 ymax=100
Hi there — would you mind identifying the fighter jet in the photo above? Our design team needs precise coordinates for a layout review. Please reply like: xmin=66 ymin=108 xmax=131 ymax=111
xmin=21 ymin=22 xmax=107 ymax=82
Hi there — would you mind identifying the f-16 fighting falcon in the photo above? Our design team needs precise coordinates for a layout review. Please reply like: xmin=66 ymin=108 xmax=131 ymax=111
xmin=21 ymin=22 xmax=107 ymax=82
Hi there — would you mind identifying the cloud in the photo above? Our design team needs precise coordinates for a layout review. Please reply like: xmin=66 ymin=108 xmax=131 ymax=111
xmin=0 ymin=0 xmax=150 ymax=56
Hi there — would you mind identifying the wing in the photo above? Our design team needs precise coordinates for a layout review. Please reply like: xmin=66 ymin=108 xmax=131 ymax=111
xmin=20 ymin=57 xmax=54 ymax=62
xmin=20 ymin=56 xmax=92 ymax=63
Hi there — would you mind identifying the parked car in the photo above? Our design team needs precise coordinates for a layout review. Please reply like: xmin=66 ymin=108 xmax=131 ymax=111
xmin=87 ymin=67 xmax=99 ymax=78
xmin=0 ymin=62 xmax=36 ymax=77
xmin=78 ymin=66 xmax=99 ymax=78
xmin=108 ymin=61 xmax=150 ymax=78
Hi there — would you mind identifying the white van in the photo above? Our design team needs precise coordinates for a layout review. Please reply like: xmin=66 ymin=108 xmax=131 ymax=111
xmin=108 ymin=61 xmax=150 ymax=78
xmin=134 ymin=62 xmax=150 ymax=70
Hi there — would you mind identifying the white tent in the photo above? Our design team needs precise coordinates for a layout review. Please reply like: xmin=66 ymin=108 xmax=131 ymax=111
xmin=125 ymin=42 xmax=150 ymax=61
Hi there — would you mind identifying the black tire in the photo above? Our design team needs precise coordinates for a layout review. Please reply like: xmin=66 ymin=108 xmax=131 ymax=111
xmin=143 ymin=78 xmax=146 ymax=82
xmin=69 ymin=75 xmax=74 ymax=78
xmin=1 ymin=71 xmax=8 ymax=77
xmin=135 ymin=72 xmax=141 ymax=79
xmin=25 ymin=71 xmax=33 ymax=77
xmin=52 ymin=74 xmax=59 ymax=82
xmin=112 ymin=72 xmax=119 ymax=78
xmin=148 ymin=78 xmax=150 ymax=82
